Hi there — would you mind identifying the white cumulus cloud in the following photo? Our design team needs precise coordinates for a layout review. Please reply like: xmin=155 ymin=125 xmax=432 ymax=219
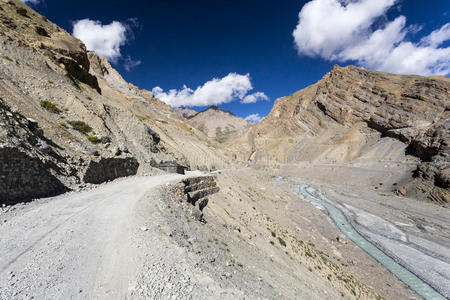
xmin=152 ymin=73 xmax=267 ymax=107
xmin=293 ymin=0 xmax=450 ymax=76
xmin=72 ymin=19 xmax=127 ymax=62
xmin=241 ymin=92 xmax=269 ymax=104
xmin=245 ymin=113 xmax=263 ymax=123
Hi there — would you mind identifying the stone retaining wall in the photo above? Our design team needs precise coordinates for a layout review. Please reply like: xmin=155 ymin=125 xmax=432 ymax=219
xmin=0 ymin=147 xmax=66 ymax=204
xmin=171 ymin=175 xmax=219 ymax=221
xmin=83 ymin=157 xmax=139 ymax=184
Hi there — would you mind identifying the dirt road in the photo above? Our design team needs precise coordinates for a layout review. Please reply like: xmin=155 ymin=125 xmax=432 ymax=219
xmin=0 ymin=174 xmax=195 ymax=299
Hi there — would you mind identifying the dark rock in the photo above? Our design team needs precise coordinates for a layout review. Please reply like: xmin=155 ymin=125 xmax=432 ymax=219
xmin=100 ymin=136 xmax=112 ymax=144
xmin=144 ymin=125 xmax=160 ymax=144
xmin=16 ymin=8 xmax=28 ymax=17
xmin=35 ymin=26 xmax=50 ymax=37
xmin=58 ymin=56 xmax=101 ymax=94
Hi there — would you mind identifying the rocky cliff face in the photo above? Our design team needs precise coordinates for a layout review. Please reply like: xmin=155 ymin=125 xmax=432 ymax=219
xmin=315 ymin=66 xmax=449 ymax=203
xmin=229 ymin=65 xmax=449 ymax=203
xmin=0 ymin=0 xmax=100 ymax=92
xmin=0 ymin=0 xmax=229 ymax=204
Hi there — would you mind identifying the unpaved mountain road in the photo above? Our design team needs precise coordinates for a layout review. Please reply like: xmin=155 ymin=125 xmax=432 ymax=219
xmin=0 ymin=173 xmax=200 ymax=299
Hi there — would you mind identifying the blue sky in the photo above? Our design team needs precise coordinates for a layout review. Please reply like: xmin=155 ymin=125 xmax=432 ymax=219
xmin=25 ymin=0 xmax=449 ymax=122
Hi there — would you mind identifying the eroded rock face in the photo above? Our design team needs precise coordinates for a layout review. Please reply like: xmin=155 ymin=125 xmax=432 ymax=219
xmin=83 ymin=157 xmax=139 ymax=184
xmin=230 ymin=65 xmax=449 ymax=203
xmin=315 ymin=65 xmax=449 ymax=163
xmin=0 ymin=0 xmax=101 ymax=93
xmin=314 ymin=66 xmax=449 ymax=203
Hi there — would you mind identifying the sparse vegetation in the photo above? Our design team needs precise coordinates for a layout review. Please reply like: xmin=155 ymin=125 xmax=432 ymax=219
xmin=278 ymin=237 xmax=286 ymax=247
xmin=271 ymin=231 xmax=276 ymax=237
xmin=67 ymin=120 xmax=92 ymax=134
xmin=2 ymin=55 xmax=13 ymax=62
xmin=59 ymin=121 xmax=67 ymax=127
xmin=86 ymin=96 xmax=92 ymax=100
xmin=87 ymin=135 xmax=99 ymax=143
xmin=40 ymin=100 xmax=61 ymax=114
xmin=136 ymin=115 xmax=147 ymax=121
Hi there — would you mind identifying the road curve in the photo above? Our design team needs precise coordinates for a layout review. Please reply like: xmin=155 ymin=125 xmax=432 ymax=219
xmin=0 ymin=174 xmax=192 ymax=300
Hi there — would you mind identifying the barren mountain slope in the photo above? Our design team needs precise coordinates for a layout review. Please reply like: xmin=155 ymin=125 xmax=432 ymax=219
xmin=228 ymin=65 xmax=449 ymax=203
xmin=186 ymin=106 xmax=249 ymax=142
xmin=0 ymin=0 xmax=229 ymax=204
xmin=175 ymin=107 xmax=198 ymax=119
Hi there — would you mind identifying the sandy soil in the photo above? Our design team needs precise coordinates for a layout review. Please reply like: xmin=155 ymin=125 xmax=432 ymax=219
xmin=2 ymin=165 xmax=447 ymax=299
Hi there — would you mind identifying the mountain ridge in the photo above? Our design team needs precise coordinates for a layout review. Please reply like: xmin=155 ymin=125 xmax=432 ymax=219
xmin=226 ymin=64 xmax=449 ymax=203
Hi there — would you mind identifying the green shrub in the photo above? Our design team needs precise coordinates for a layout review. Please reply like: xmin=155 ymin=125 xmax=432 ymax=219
xmin=86 ymin=96 xmax=92 ymax=100
xmin=59 ymin=121 xmax=67 ymax=127
xmin=40 ymin=100 xmax=61 ymax=113
xmin=136 ymin=115 xmax=146 ymax=121
xmin=67 ymin=120 xmax=92 ymax=134
xmin=87 ymin=135 xmax=99 ymax=143
xmin=278 ymin=237 xmax=286 ymax=247
xmin=2 ymin=56 xmax=13 ymax=62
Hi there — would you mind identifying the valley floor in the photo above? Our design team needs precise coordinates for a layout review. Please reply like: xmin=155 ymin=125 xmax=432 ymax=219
xmin=0 ymin=165 xmax=448 ymax=299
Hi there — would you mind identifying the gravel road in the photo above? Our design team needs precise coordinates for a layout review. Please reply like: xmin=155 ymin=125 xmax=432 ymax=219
xmin=0 ymin=174 xmax=196 ymax=299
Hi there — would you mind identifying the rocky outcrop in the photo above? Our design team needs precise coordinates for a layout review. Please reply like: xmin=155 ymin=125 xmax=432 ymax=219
xmin=175 ymin=108 xmax=198 ymax=119
xmin=315 ymin=65 xmax=449 ymax=163
xmin=83 ymin=157 xmax=139 ymax=184
xmin=314 ymin=66 xmax=449 ymax=203
xmin=229 ymin=65 xmax=449 ymax=203
xmin=0 ymin=0 xmax=100 ymax=93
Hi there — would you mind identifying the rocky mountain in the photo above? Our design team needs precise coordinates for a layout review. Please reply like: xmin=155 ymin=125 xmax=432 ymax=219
xmin=1 ymin=0 xmax=448 ymax=206
xmin=175 ymin=107 xmax=198 ymax=119
xmin=1 ymin=2 xmax=449 ymax=299
xmin=184 ymin=105 xmax=248 ymax=142
xmin=0 ymin=0 xmax=229 ymax=204
xmin=228 ymin=65 xmax=449 ymax=203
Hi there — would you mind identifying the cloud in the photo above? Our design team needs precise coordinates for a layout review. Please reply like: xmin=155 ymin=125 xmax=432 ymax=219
xmin=241 ymin=92 xmax=269 ymax=104
xmin=293 ymin=0 xmax=450 ymax=76
xmin=152 ymin=73 xmax=267 ymax=107
xmin=22 ymin=0 xmax=40 ymax=4
xmin=245 ymin=113 xmax=263 ymax=123
xmin=123 ymin=56 xmax=141 ymax=71
xmin=72 ymin=19 xmax=127 ymax=62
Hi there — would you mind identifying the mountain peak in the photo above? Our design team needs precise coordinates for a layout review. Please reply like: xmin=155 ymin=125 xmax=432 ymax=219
xmin=200 ymin=105 xmax=237 ymax=117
